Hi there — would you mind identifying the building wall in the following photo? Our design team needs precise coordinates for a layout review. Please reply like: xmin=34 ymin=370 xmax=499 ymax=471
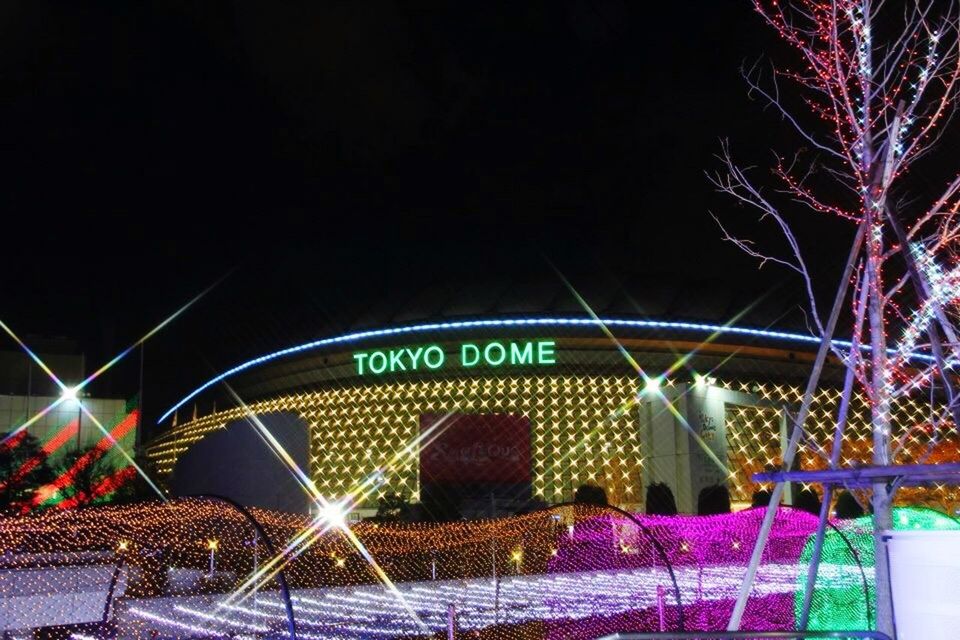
xmin=723 ymin=380 xmax=950 ymax=508
xmin=147 ymin=375 xmax=960 ymax=513
xmin=169 ymin=411 xmax=310 ymax=513
xmin=150 ymin=375 xmax=645 ymax=507
xmin=0 ymin=394 xmax=131 ymax=462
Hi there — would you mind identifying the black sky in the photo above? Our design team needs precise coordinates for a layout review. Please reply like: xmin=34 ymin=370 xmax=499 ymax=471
xmin=0 ymin=1 xmax=867 ymax=427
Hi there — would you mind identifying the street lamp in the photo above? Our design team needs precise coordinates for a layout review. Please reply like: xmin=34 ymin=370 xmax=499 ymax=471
xmin=206 ymin=539 xmax=219 ymax=575
xmin=61 ymin=386 xmax=82 ymax=451
xmin=643 ymin=376 xmax=662 ymax=394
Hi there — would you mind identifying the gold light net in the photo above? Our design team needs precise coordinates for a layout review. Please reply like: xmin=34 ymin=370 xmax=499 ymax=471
xmin=148 ymin=376 xmax=960 ymax=512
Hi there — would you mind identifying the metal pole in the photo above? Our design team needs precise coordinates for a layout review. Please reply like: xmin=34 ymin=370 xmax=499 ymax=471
xmin=778 ymin=409 xmax=793 ymax=506
xmin=136 ymin=342 xmax=144 ymax=454
xmin=727 ymin=224 xmax=864 ymax=631
xmin=253 ymin=531 xmax=259 ymax=607
xmin=798 ymin=273 xmax=865 ymax=630
xmin=102 ymin=555 xmax=127 ymax=624
xmin=76 ymin=396 xmax=83 ymax=452
xmin=192 ymin=495 xmax=297 ymax=640
xmin=492 ymin=541 xmax=499 ymax=625
xmin=76 ymin=353 xmax=85 ymax=452
xmin=26 ymin=360 xmax=31 ymax=417
xmin=446 ymin=603 xmax=456 ymax=640
xmin=657 ymin=585 xmax=666 ymax=632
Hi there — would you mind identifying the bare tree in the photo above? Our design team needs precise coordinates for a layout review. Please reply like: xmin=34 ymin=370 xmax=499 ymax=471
xmin=711 ymin=0 xmax=960 ymax=634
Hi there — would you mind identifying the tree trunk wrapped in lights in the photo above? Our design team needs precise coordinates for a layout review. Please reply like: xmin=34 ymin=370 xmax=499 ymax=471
xmin=711 ymin=0 xmax=960 ymax=634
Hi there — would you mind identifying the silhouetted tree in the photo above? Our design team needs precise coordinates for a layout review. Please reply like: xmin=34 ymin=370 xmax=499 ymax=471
xmin=113 ymin=450 xmax=160 ymax=504
xmin=420 ymin=488 xmax=461 ymax=522
xmin=373 ymin=492 xmax=412 ymax=522
xmin=573 ymin=484 xmax=608 ymax=506
xmin=645 ymin=482 xmax=678 ymax=515
xmin=0 ymin=431 xmax=55 ymax=513
xmin=834 ymin=491 xmax=866 ymax=519
xmin=751 ymin=489 xmax=772 ymax=508
xmin=52 ymin=447 xmax=119 ymax=508
xmin=793 ymin=488 xmax=822 ymax=515
xmin=513 ymin=495 xmax=548 ymax=515
xmin=697 ymin=484 xmax=731 ymax=515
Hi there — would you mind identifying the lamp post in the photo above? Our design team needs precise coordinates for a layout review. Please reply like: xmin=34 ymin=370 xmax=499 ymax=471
xmin=61 ymin=386 xmax=82 ymax=452
xmin=207 ymin=539 xmax=218 ymax=575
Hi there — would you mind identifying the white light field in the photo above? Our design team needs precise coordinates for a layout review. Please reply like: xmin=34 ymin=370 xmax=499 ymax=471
xmin=123 ymin=562 xmax=871 ymax=639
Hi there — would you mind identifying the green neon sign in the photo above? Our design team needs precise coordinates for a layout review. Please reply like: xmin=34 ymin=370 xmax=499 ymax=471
xmin=353 ymin=340 xmax=556 ymax=375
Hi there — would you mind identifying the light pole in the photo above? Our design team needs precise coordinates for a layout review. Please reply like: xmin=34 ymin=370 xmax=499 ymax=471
xmin=136 ymin=342 xmax=144 ymax=455
xmin=61 ymin=386 xmax=82 ymax=452
xmin=76 ymin=394 xmax=82 ymax=452
xmin=207 ymin=539 xmax=218 ymax=575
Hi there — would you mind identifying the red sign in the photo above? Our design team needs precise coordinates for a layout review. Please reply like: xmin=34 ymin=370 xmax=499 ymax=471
xmin=419 ymin=413 xmax=532 ymax=484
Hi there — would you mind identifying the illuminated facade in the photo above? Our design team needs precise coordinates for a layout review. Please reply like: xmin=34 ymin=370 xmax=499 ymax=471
xmin=0 ymin=394 xmax=131 ymax=460
xmin=1 ymin=343 xmax=134 ymax=463
xmin=145 ymin=318 xmax=959 ymax=512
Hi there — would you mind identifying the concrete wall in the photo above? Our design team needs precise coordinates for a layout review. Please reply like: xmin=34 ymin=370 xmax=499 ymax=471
xmin=0 ymin=395 xmax=131 ymax=462
xmin=169 ymin=411 xmax=310 ymax=513
xmin=641 ymin=383 xmax=761 ymax=513
xmin=0 ymin=555 xmax=127 ymax=631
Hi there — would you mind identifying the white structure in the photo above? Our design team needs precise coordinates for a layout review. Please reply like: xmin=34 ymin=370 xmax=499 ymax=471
xmin=0 ymin=394 xmax=131 ymax=461
xmin=640 ymin=382 xmax=775 ymax=512
xmin=886 ymin=529 xmax=960 ymax=640
xmin=0 ymin=552 xmax=128 ymax=631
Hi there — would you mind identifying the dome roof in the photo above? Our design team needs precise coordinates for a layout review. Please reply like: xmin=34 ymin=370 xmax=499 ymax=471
xmin=346 ymin=273 xmax=810 ymax=334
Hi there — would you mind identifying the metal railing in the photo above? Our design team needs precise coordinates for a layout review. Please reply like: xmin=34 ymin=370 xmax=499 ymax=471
xmin=595 ymin=632 xmax=893 ymax=640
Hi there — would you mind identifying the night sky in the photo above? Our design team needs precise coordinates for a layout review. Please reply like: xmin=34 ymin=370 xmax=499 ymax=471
xmin=0 ymin=2 xmax=877 ymax=427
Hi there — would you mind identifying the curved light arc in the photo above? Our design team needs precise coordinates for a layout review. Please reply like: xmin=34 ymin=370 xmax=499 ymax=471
xmin=157 ymin=316 xmax=932 ymax=424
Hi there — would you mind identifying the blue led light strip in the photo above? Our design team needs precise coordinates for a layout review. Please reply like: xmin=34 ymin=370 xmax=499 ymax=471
xmin=157 ymin=316 xmax=934 ymax=424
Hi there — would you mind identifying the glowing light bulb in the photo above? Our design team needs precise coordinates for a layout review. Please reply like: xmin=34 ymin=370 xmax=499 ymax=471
xmin=61 ymin=386 xmax=79 ymax=402
xmin=320 ymin=501 xmax=347 ymax=529
xmin=644 ymin=376 xmax=662 ymax=393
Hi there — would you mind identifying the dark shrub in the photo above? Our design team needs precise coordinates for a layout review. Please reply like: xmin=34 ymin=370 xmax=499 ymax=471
xmin=697 ymin=484 xmax=731 ymax=515
xmin=574 ymin=484 xmax=608 ymax=506
xmin=793 ymin=487 xmax=822 ymax=515
xmin=751 ymin=489 xmax=772 ymax=508
xmin=834 ymin=490 xmax=865 ymax=519
xmin=645 ymin=482 xmax=678 ymax=515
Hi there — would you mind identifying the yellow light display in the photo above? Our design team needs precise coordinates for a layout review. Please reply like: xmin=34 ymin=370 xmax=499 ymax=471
xmin=146 ymin=376 xmax=960 ymax=510
xmin=148 ymin=376 xmax=643 ymax=506
xmin=724 ymin=380 xmax=959 ymax=508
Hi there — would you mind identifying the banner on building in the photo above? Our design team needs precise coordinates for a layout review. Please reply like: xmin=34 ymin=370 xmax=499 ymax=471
xmin=419 ymin=413 xmax=532 ymax=517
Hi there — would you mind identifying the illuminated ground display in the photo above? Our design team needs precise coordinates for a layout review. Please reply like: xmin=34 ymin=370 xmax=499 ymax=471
xmin=0 ymin=499 xmax=954 ymax=638
xmin=128 ymin=317 xmax=960 ymax=637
